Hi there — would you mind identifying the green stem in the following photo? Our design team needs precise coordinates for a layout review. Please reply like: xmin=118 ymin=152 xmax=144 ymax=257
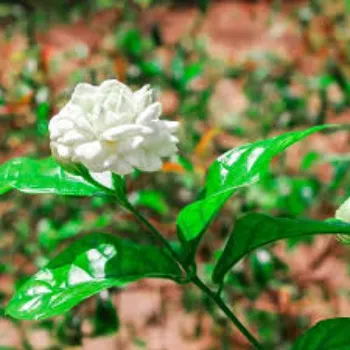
xmin=192 ymin=276 xmax=264 ymax=350
xmin=126 ymin=205 xmax=264 ymax=349
xmin=126 ymin=204 xmax=183 ymax=269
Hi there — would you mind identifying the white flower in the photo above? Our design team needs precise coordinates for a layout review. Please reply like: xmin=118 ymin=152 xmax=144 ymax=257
xmin=335 ymin=197 xmax=350 ymax=223
xmin=49 ymin=80 xmax=179 ymax=175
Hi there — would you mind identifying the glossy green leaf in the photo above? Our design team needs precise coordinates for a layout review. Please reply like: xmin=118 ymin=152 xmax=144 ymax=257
xmin=7 ymin=233 xmax=183 ymax=320
xmin=291 ymin=318 xmax=350 ymax=350
xmin=0 ymin=157 xmax=102 ymax=196
xmin=177 ymin=125 xmax=340 ymax=263
xmin=212 ymin=213 xmax=350 ymax=284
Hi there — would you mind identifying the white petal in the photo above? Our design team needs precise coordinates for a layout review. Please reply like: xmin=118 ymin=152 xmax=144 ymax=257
xmin=103 ymin=155 xmax=118 ymax=168
xmin=136 ymin=102 xmax=162 ymax=124
xmin=161 ymin=120 xmax=179 ymax=133
xmin=71 ymin=83 xmax=97 ymax=102
xmin=133 ymin=84 xmax=151 ymax=100
xmin=74 ymin=141 xmax=104 ymax=161
xmin=102 ymin=125 xmax=152 ymax=141
xmin=49 ymin=118 xmax=74 ymax=140
xmin=156 ymin=142 xmax=178 ymax=157
xmin=59 ymin=130 xmax=88 ymax=145
xmin=90 ymin=171 xmax=113 ymax=189
xmin=134 ymin=84 xmax=154 ymax=112
xmin=140 ymin=154 xmax=162 ymax=172
xmin=73 ymin=82 xmax=97 ymax=96
xmin=75 ymin=116 xmax=94 ymax=134
xmin=100 ymin=110 xmax=119 ymax=128
xmin=170 ymin=135 xmax=179 ymax=143
xmin=71 ymin=83 xmax=97 ymax=112
xmin=336 ymin=197 xmax=350 ymax=223
xmin=99 ymin=79 xmax=132 ymax=96
xmin=54 ymin=144 xmax=72 ymax=159
xmin=125 ymin=149 xmax=146 ymax=168
xmin=109 ymin=159 xmax=134 ymax=175
xmin=125 ymin=149 xmax=161 ymax=171
xmin=130 ymin=136 xmax=144 ymax=149
xmin=115 ymin=91 xmax=135 ymax=116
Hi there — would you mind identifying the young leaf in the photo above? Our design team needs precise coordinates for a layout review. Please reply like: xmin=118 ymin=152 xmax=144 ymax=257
xmin=177 ymin=125 xmax=340 ymax=263
xmin=0 ymin=157 xmax=101 ymax=197
xmin=291 ymin=318 xmax=350 ymax=350
xmin=212 ymin=213 xmax=350 ymax=284
xmin=6 ymin=233 xmax=183 ymax=320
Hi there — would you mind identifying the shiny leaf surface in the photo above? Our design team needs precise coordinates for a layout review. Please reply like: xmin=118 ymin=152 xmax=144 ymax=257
xmin=0 ymin=157 xmax=101 ymax=196
xmin=212 ymin=213 xmax=350 ymax=284
xmin=291 ymin=318 xmax=350 ymax=350
xmin=177 ymin=125 xmax=339 ymax=263
xmin=7 ymin=233 xmax=183 ymax=320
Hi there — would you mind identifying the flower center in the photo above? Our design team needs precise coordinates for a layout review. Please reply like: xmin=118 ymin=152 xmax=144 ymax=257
xmin=102 ymin=140 xmax=118 ymax=151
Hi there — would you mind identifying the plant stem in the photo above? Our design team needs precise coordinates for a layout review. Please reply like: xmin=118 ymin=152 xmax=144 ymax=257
xmin=127 ymin=205 xmax=183 ymax=267
xmin=192 ymin=276 xmax=264 ymax=350
xmin=126 ymin=204 xmax=263 ymax=349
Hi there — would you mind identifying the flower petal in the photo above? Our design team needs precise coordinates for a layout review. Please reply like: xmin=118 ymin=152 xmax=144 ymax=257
xmin=140 ymin=154 xmax=162 ymax=172
xmin=109 ymin=159 xmax=134 ymax=175
xmin=58 ymin=130 xmax=88 ymax=145
xmin=73 ymin=141 xmax=109 ymax=172
xmin=70 ymin=83 xmax=98 ymax=112
xmin=89 ymin=171 xmax=113 ymax=189
xmin=52 ymin=143 xmax=72 ymax=159
xmin=99 ymin=79 xmax=132 ymax=97
xmin=102 ymin=125 xmax=152 ymax=141
xmin=161 ymin=120 xmax=179 ymax=133
xmin=134 ymin=84 xmax=154 ymax=113
xmin=136 ymin=102 xmax=162 ymax=124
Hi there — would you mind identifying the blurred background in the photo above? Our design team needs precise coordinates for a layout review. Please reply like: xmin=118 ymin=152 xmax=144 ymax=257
xmin=0 ymin=0 xmax=349 ymax=349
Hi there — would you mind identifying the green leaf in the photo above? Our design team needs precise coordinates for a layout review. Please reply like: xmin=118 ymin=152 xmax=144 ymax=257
xmin=177 ymin=125 xmax=340 ymax=263
xmin=6 ymin=233 xmax=183 ymax=320
xmin=291 ymin=318 xmax=350 ymax=350
xmin=0 ymin=157 xmax=102 ymax=196
xmin=212 ymin=213 xmax=350 ymax=284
